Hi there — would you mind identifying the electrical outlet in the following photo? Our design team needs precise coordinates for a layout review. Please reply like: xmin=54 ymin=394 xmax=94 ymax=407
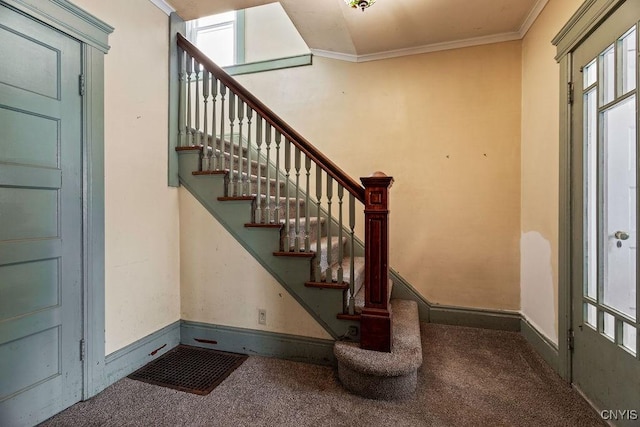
xmin=258 ymin=309 xmax=266 ymax=325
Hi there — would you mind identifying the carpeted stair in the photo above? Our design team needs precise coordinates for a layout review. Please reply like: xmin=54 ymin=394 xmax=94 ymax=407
xmin=178 ymin=138 xmax=422 ymax=400
xmin=334 ymin=299 xmax=422 ymax=400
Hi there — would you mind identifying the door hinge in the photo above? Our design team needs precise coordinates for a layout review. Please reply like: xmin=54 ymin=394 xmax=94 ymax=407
xmin=80 ymin=339 xmax=86 ymax=361
xmin=567 ymin=329 xmax=575 ymax=352
xmin=567 ymin=82 xmax=574 ymax=105
xmin=79 ymin=74 xmax=85 ymax=96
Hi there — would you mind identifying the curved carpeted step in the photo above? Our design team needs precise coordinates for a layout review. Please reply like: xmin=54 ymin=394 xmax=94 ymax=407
xmin=334 ymin=299 xmax=422 ymax=400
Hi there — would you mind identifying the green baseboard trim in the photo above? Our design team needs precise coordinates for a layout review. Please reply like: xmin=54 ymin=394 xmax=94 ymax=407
xmin=520 ymin=317 xmax=560 ymax=373
xmin=389 ymin=269 xmax=432 ymax=322
xmin=429 ymin=305 xmax=522 ymax=331
xmin=389 ymin=269 xmax=521 ymax=332
xmin=104 ymin=320 xmax=181 ymax=388
xmin=181 ymin=320 xmax=336 ymax=366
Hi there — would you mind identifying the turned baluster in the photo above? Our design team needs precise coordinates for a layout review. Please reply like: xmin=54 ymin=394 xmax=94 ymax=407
xmin=255 ymin=117 xmax=263 ymax=222
xmin=325 ymin=175 xmax=333 ymax=283
xmin=284 ymin=138 xmax=291 ymax=251
xmin=274 ymin=131 xmax=282 ymax=224
xmin=219 ymin=85 xmax=227 ymax=174
xmin=245 ymin=108 xmax=252 ymax=196
xmin=178 ymin=49 xmax=186 ymax=147
xmin=210 ymin=77 xmax=218 ymax=170
xmin=349 ymin=194 xmax=356 ymax=315
xmin=315 ymin=165 xmax=322 ymax=282
xmin=294 ymin=146 xmax=301 ymax=252
xmin=202 ymin=69 xmax=210 ymax=170
xmin=337 ymin=185 xmax=344 ymax=283
xmin=186 ymin=54 xmax=193 ymax=146
xmin=228 ymin=92 xmax=236 ymax=194
xmin=265 ymin=123 xmax=272 ymax=223
xmin=194 ymin=61 xmax=201 ymax=154
xmin=304 ymin=156 xmax=311 ymax=252
xmin=236 ymin=98 xmax=245 ymax=196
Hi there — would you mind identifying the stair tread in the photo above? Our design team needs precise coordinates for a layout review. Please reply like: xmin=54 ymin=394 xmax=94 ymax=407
xmin=334 ymin=299 xmax=422 ymax=377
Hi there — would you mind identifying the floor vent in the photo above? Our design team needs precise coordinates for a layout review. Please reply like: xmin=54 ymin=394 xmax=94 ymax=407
xmin=129 ymin=345 xmax=247 ymax=395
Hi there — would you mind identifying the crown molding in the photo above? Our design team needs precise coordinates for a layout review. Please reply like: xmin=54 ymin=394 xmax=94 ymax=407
xmin=148 ymin=0 xmax=175 ymax=16
xmin=312 ymin=31 xmax=522 ymax=63
xmin=518 ymin=0 xmax=549 ymax=37
xmin=309 ymin=49 xmax=359 ymax=63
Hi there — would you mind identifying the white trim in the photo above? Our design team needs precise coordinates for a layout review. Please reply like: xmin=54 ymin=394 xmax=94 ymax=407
xmin=518 ymin=0 xmax=549 ymax=38
xmin=312 ymin=32 xmax=522 ymax=63
xmin=312 ymin=0 xmax=549 ymax=63
xmin=148 ymin=0 xmax=175 ymax=15
xmin=309 ymin=49 xmax=359 ymax=62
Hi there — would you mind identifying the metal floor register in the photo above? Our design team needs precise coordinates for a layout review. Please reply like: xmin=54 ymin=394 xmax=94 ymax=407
xmin=128 ymin=345 xmax=248 ymax=395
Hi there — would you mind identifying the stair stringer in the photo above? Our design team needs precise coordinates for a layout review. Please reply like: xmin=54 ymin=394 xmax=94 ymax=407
xmin=178 ymin=150 xmax=359 ymax=340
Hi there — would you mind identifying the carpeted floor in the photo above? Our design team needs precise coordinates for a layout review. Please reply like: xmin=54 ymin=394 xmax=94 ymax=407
xmin=41 ymin=323 xmax=605 ymax=427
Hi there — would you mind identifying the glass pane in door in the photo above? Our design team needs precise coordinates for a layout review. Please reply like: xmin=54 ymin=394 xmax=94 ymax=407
xmin=620 ymin=28 xmax=636 ymax=94
xmin=602 ymin=46 xmax=615 ymax=104
xmin=603 ymin=95 xmax=637 ymax=320
xmin=623 ymin=322 xmax=637 ymax=354
xmin=585 ymin=88 xmax=598 ymax=300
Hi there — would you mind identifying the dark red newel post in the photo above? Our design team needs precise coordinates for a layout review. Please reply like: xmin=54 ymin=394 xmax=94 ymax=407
xmin=360 ymin=171 xmax=394 ymax=352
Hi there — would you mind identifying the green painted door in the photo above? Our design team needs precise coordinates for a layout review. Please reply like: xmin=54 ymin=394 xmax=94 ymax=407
xmin=571 ymin=1 xmax=640 ymax=422
xmin=0 ymin=4 xmax=83 ymax=426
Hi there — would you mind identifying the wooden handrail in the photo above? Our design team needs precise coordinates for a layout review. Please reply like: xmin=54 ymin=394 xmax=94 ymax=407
xmin=177 ymin=33 xmax=365 ymax=203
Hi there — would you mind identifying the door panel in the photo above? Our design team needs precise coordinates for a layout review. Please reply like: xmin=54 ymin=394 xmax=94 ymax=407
xmin=0 ymin=4 xmax=83 ymax=426
xmin=571 ymin=0 xmax=640 ymax=420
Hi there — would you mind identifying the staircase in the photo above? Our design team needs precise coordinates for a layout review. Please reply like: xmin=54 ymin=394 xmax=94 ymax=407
xmin=175 ymin=33 xmax=422 ymax=400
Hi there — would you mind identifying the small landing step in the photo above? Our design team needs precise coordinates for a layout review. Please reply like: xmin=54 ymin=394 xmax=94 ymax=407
xmin=334 ymin=299 xmax=422 ymax=400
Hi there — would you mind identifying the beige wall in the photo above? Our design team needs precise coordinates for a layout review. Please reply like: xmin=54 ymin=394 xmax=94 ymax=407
xmin=520 ymin=0 xmax=583 ymax=344
xmin=179 ymin=189 xmax=331 ymax=339
xmin=244 ymin=3 xmax=309 ymax=64
xmin=234 ymin=42 xmax=523 ymax=311
xmin=72 ymin=0 xmax=181 ymax=354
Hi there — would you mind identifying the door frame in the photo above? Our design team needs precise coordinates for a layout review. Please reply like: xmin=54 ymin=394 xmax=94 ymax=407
xmin=0 ymin=0 xmax=112 ymax=399
xmin=553 ymin=0 xmax=631 ymax=382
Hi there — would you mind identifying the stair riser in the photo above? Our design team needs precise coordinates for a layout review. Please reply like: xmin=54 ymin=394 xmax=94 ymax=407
xmin=254 ymin=199 xmax=306 ymax=222
xmin=203 ymin=153 xmax=267 ymax=176
xmin=280 ymin=220 xmax=325 ymax=251
xmin=253 ymin=177 xmax=285 ymax=196
xmin=316 ymin=239 xmax=347 ymax=273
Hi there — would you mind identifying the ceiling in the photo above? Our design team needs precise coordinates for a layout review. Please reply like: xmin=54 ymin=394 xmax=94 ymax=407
xmin=168 ymin=0 xmax=547 ymax=61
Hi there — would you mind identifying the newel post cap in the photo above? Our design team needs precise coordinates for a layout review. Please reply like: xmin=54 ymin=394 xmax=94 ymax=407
xmin=360 ymin=171 xmax=394 ymax=188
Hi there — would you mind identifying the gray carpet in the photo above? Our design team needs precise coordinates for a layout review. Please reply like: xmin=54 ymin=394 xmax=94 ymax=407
xmin=41 ymin=323 xmax=604 ymax=427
